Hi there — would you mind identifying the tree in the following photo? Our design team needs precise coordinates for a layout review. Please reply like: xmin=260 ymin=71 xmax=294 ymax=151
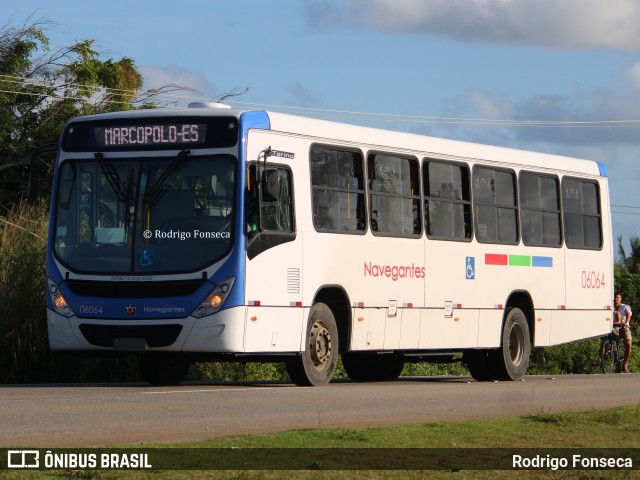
xmin=616 ymin=235 xmax=640 ymax=313
xmin=617 ymin=234 xmax=640 ymax=273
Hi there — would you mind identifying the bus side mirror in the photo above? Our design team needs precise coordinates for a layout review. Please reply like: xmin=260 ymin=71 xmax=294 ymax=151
xmin=262 ymin=170 xmax=280 ymax=202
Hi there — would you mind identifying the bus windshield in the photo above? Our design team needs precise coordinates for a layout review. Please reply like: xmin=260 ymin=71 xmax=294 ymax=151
xmin=53 ymin=154 xmax=236 ymax=274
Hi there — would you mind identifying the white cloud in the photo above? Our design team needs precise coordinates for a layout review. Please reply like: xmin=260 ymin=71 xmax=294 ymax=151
xmin=444 ymin=88 xmax=640 ymax=147
xmin=139 ymin=65 xmax=216 ymax=100
xmin=625 ymin=62 xmax=640 ymax=90
xmin=466 ymin=88 xmax=513 ymax=120
xmin=434 ymin=60 xmax=640 ymax=148
xmin=317 ymin=0 xmax=640 ymax=50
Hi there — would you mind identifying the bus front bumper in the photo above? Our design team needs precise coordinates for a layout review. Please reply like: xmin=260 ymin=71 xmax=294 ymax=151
xmin=47 ymin=306 xmax=248 ymax=353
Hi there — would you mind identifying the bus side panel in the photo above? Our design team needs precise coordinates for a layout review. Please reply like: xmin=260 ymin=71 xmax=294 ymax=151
xmin=399 ymin=308 xmax=421 ymax=349
xmin=532 ymin=309 xmax=552 ymax=347
xmin=556 ymin=178 xmax=612 ymax=344
xmin=351 ymin=307 xmax=386 ymax=350
xmin=244 ymin=306 xmax=305 ymax=352
xmin=422 ymin=240 xmax=483 ymax=349
xmin=548 ymin=310 xmax=610 ymax=345
xmin=302 ymin=233 xmax=426 ymax=352
xmin=243 ymin=234 xmax=305 ymax=353
xmin=419 ymin=308 xmax=479 ymax=349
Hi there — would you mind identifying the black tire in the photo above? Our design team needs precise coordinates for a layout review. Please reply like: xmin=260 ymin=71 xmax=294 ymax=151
xmin=138 ymin=353 xmax=190 ymax=386
xmin=342 ymin=353 xmax=405 ymax=382
xmin=464 ymin=349 xmax=495 ymax=381
xmin=492 ymin=307 xmax=531 ymax=381
xmin=286 ymin=303 xmax=339 ymax=386
xmin=600 ymin=338 xmax=616 ymax=374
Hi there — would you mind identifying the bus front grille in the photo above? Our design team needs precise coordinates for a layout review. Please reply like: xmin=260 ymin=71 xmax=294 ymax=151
xmin=66 ymin=279 xmax=206 ymax=298
xmin=79 ymin=324 xmax=183 ymax=348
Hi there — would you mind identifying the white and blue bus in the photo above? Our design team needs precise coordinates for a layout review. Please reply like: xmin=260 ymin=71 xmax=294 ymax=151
xmin=46 ymin=103 xmax=614 ymax=385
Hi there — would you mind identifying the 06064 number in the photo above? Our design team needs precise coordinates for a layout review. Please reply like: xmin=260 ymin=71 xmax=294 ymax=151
xmin=581 ymin=271 xmax=606 ymax=289
xmin=79 ymin=305 xmax=104 ymax=314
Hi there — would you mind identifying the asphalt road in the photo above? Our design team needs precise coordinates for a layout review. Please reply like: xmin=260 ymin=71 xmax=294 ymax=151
xmin=1 ymin=374 xmax=639 ymax=447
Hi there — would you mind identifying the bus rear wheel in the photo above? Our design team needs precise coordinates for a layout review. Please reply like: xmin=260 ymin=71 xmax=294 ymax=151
xmin=342 ymin=353 xmax=405 ymax=382
xmin=138 ymin=353 xmax=190 ymax=386
xmin=465 ymin=308 xmax=531 ymax=381
xmin=286 ymin=303 xmax=339 ymax=386
xmin=493 ymin=307 xmax=531 ymax=381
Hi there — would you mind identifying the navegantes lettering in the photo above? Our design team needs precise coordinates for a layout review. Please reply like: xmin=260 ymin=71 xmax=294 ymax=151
xmin=364 ymin=261 xmax=425 ymax=281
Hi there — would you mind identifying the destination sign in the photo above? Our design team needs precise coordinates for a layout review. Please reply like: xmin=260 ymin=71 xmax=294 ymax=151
xmin=95 ymin=124 xmax=207 ymax=147
xmin=61 ymin=116 xmax=239 ymax=152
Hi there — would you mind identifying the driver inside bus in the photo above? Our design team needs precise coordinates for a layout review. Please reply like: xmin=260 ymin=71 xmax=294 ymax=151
xmin=246 ymin=195 xmax=259 ymax=234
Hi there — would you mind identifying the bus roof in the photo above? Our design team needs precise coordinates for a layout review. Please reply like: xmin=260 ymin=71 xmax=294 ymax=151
xmin=67 ymin=107 xmax=604 ymax=177
xmin=264 ymin=111 xmax=603 ymax=177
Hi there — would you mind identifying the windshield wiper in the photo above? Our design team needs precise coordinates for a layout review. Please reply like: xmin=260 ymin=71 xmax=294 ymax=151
xmin=144 ymin=149 xmax=191 ymax=207
xmin=95 ymin=152 xmax=128 ymax=203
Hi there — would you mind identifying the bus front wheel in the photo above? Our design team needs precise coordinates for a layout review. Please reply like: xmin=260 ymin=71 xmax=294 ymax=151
xmin=286 ymin=303 xmax=339 ymax=386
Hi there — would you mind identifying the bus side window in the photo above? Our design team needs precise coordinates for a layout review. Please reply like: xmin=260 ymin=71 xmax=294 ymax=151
xmin=473 ymin=166 xmax=518 ymax=245
xmin=368 ymin=153 xmax=421 ymax=237
xmin=520 ymin=172 xmax=561 ymax=247
xmin=423 ymin=160 xmax=471 ymax=241
xmin=563 ymin=178 xmax=602 ymax=249
xmin=310 ymin=145 xmax=365 ymax=233
xmin=245 ymin=163 xmax=296 ymax=260
xmin=261 ymin=167 xmax=293 ymax=232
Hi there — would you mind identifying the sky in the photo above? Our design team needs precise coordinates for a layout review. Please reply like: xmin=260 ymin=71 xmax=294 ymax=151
xmin=3 ymin=0 xmax=640 ymax=250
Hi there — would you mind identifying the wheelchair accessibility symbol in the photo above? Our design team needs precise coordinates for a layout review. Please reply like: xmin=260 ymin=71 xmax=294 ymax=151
xmin=466 ymin=257 xmax=475 ymax=280
xmin=138 ymin=249 xmax=155 ymax=268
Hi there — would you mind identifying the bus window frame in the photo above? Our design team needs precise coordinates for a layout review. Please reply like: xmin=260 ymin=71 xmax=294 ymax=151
xmin=366 ymin=150 xmax=422 ymax=239
xmin=518 ymin=170 xmax=563 ymax=248
xmin=561 ymin=175 xmax=603 ymax=251
xmin=472 ymin=164 xmax=520 ymax=246
xmin=423 ymin=158 xmax=473 ymax=243
xmin=309 ymin=143 xmax=368 ymax=236
xmin=246 ymin=161 xmax=297 ymax=260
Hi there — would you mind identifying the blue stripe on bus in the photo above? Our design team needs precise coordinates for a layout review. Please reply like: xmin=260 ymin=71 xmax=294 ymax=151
xmin=596 ymin=161 xmax=608 ymax=177
xmin=219 ymin=110 xmax=271 ymax=310
xmin=532 ymin=256 xmax=553 ymax=268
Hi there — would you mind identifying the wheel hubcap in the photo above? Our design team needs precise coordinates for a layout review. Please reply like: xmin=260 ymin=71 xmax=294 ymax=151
xmin=509 ymin=323 xmax=525 ymax=366
xmin=309 ymin=321 xmax=332 ymax=371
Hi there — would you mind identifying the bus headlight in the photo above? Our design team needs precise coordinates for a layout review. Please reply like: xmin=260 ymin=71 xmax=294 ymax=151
xmin=192 ymin=277 xmax=235 ymax=318
xmin=48 ymin=280 xmax=75 ymax=317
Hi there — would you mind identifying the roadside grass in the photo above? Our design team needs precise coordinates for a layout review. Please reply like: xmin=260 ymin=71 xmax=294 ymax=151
xmin=4 ymin=405 xmax=640 ymax=479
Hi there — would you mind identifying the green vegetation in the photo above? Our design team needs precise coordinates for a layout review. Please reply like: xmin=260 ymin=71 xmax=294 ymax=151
xmin=2 ymin=406 xmax=639 ymax=479
xmin=167 ymin=404 xmax=640 ymax=449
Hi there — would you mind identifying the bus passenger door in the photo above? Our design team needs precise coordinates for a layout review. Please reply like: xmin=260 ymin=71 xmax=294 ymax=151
xmin=244 ymin=161 xmax=304 ymax=353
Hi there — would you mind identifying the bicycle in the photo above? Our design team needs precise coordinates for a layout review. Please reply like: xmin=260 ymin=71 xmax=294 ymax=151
xmin=599 ymin=327 xmax=627 ymax=374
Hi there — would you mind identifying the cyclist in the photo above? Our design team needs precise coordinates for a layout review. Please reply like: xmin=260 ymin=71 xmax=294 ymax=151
xmin=614 ymin=293 xmax=632 ymax=373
